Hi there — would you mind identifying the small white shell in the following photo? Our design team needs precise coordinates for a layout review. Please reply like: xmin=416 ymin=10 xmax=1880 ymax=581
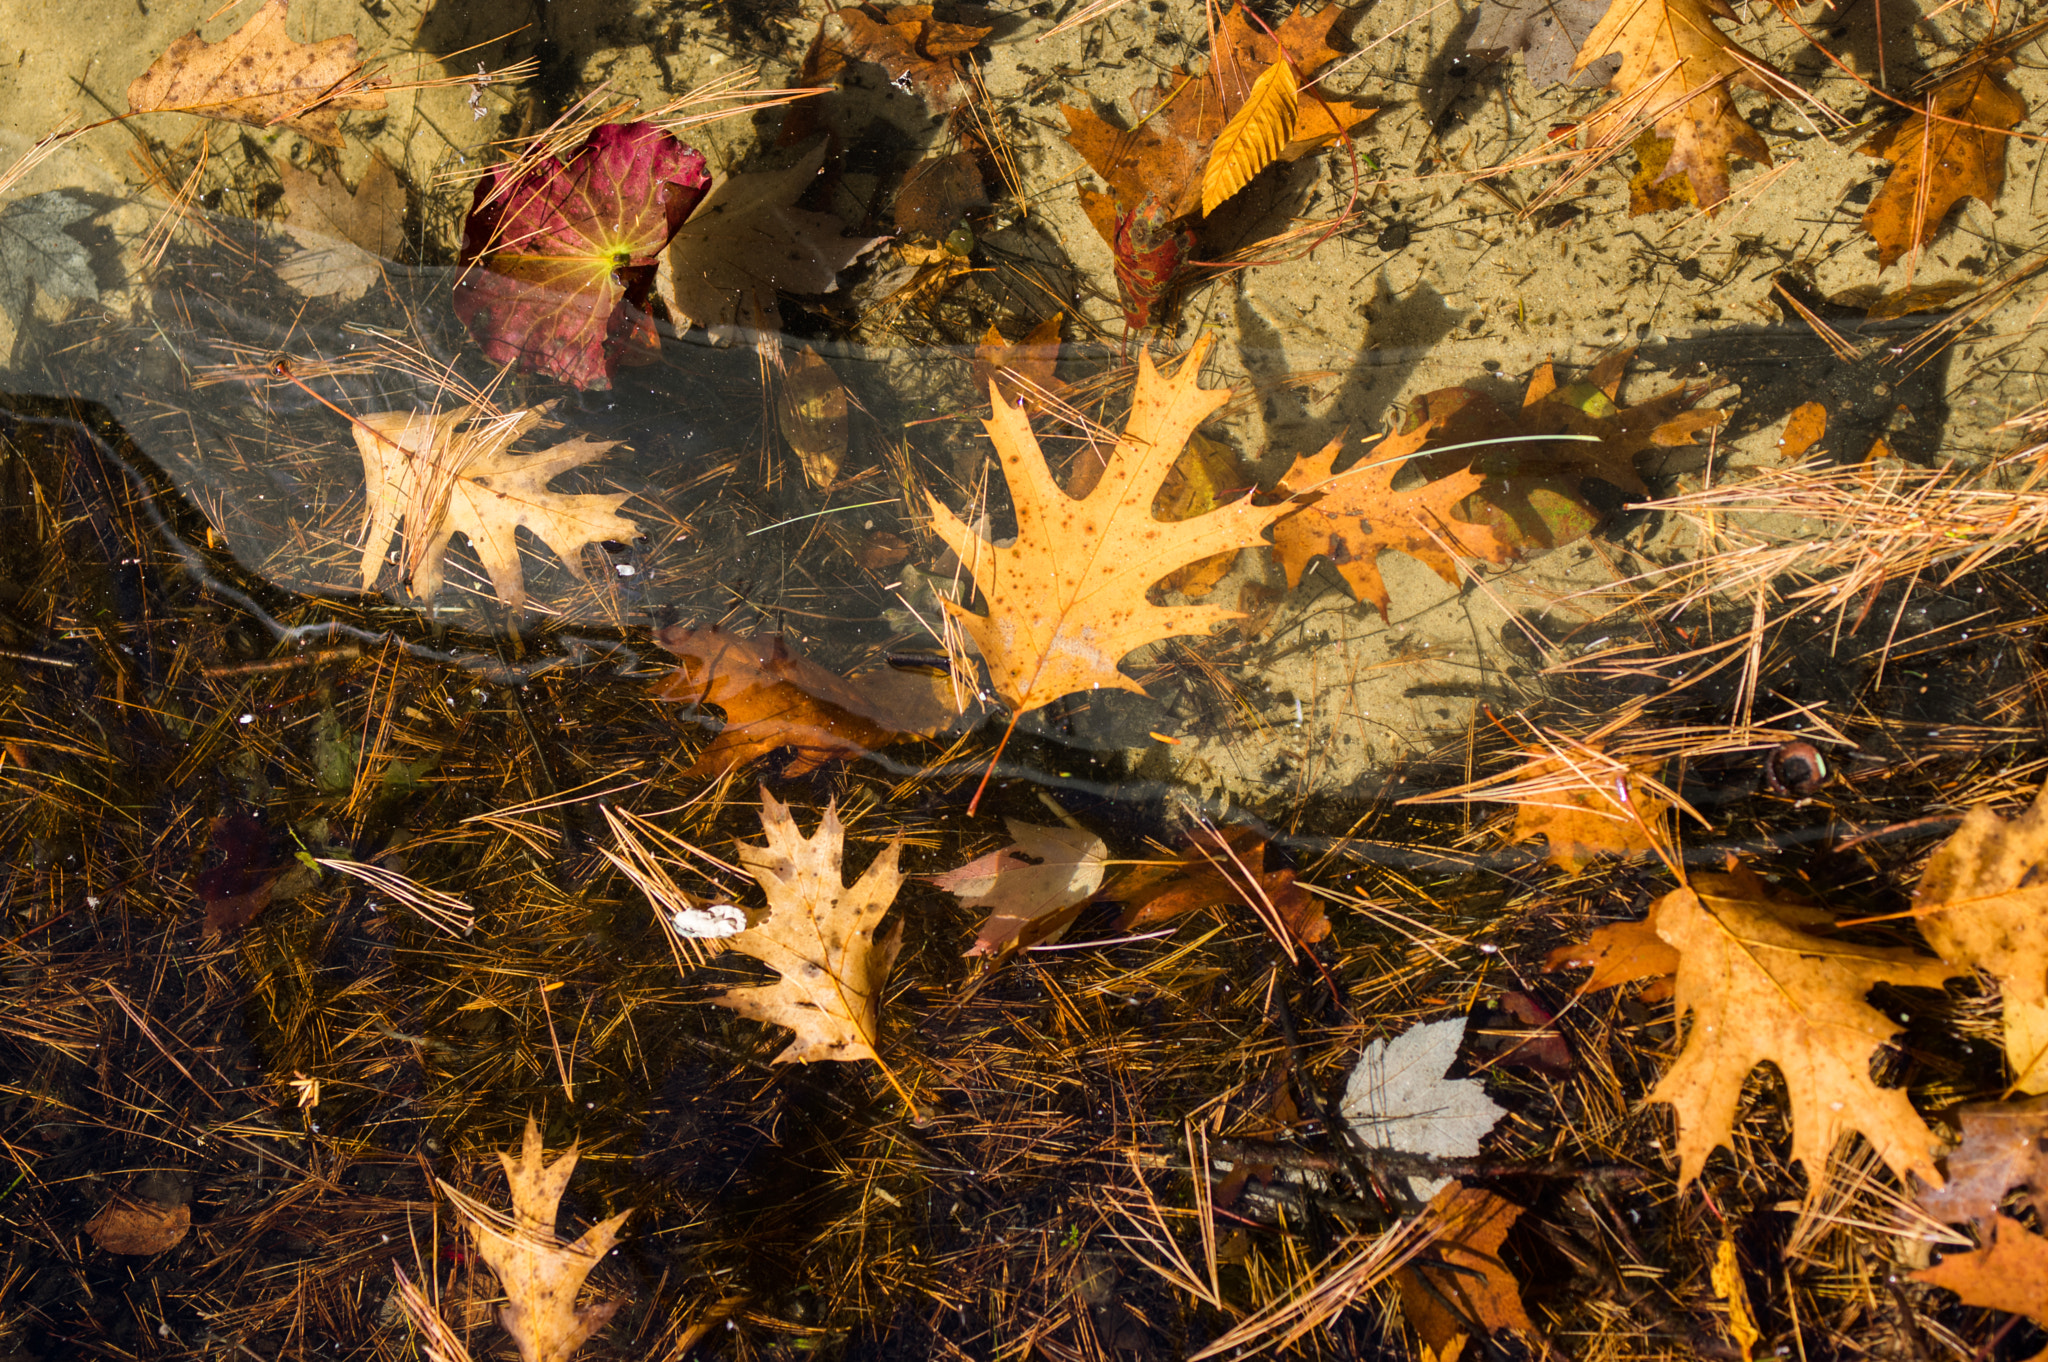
xmin=669 ymin=902 xmax=748 ymax=939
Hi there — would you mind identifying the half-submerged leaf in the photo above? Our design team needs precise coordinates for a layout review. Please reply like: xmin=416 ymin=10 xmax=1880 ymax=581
xmin=456 ymin=122 xmax=710 ymax=390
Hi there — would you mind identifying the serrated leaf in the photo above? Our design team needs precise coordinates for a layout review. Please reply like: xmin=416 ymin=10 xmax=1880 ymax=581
xmin=1201 ymin=59 xmax=1299 ymax=216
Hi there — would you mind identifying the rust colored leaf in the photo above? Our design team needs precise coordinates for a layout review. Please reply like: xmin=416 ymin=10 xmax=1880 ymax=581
xmin=1201 ymin=59 xmax=1299 ymax=216
xmin=1919 ymin=1097 xmax=2048 ymax=1227
xmin=1396 ymin=1182 xmax=1535 ymax=1351
xmin=1651 ymin=875 xmax=1952 ymax=1192
xmin=715 ymin=792 xmax=905 ymax=1065
xmin=1860 ymin=58 xmax=2026 ymax=270
xmin=1913 ymin=1214 xmax=2048 ymax=1342
xmin=930 ymin=820 xmax=1107 ymax=956
xmin=801 ymin=4 xmax=992 ymax=113
xmin=651 ymin=625 xmax=957 ymax=777
xmin=926 ymin=335 xmax=1310 ymax=715
xmin=777 ymin=345 xmax=850 ymax=489
xmin=1105 ymin=824 xmax=1331 ymax=944
xmin=1572 ymin=0 xmax=1794 ymax=211
xmin=970 ymin=313 xmax=1064 ymax=413
xmin=1914 ymin=776 xmax=2048 ymax=1093
xmin=1777 ymin=401 xmax=1827 ymax=460
xmin=438 ymin=1118 xmax=631 ymax=1362
xmin=455 ymin=122 xmax=709 ymax=390
xmin=126 ymin=0 xmax=386 ymax=147
xmin=86 ymin=1197 xmax=190 ymax=1256
xmin=1271 ymin=422 xmax=1516 ymax=621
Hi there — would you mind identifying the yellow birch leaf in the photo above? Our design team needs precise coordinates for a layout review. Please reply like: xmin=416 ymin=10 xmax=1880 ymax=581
xmin=1201 ymin=60 xmax=1299 ymax=216
xmin=1712 ymin=1239 xmax=1759 ymax=1362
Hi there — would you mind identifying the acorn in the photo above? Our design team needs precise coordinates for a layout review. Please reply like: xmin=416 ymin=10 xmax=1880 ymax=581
xmin=1763 ymin=741 xmax=1827 ymax=798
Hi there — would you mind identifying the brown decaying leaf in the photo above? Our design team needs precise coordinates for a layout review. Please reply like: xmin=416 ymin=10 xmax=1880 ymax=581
xmin=1650 ymin=874 xmax=1952 ymax=1192
xmin=279 ymin=154 xmax=404 ymax=256
xmin=439 ymin=1118 xmax=631 ymax=1362
xmin=777 ymin=345 xmax=849 ymax=489
xmin=1914 ymin=776 xmax=2048 ymax=1093
xmin=85 ymin=1197 xmax=190 ymax=1255
xmin=1395 ymin=1182 xmax=1535 ymax=1351
xmin=1913 ymin=1214 xmax=2048 ymax=1351
xmin=971 ymin=314 xmax=1064 ymax=413
xmin=650 ymin=624 xmax=957 ymax=778
xmin=925 ymin=334 xmax=1311 ymax=715
xmin=661 ymin=143 xmax=884 ymax=348
xmin=800 ymin=4 xmax=993 ymax=113
xmin=1919 ymin=1097 xmax=2048 ymax=1226
xmin=1271 ymin=422 xmax=1515 ymax=622
xmin=1860 ymin=58 xmax=2027 ymax=270
xmin=1544 ymin=912 xmax=1679 ymax=996
xmin=351 ymin=404 xmax=638 ymax=614
xmin=892 ymin=150 xmax=991 ymax=236
xmin=930 ymin=819 xmax=1107 ymax=956
xmin=126 ymin=0 xmax=386 ymax=147
xmin=1107 ymin=824 xmax=1331 ymax=944
xmin=714 ymin=792 xmax=905 ymax=1065
xmin=1509 ymin=756 xmax=1670 ymax=873
xmin=1571 ymin=0 xmax=1793 ymax=211
xmin=1201 ymin=59 xmax=1299 ymax=217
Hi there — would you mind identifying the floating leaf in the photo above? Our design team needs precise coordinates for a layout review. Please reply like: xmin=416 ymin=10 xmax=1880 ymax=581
xmin=930 ymin=820 xmax=1107 ymax=957
xmin=455 ymin=122 xmax=709 ymax=390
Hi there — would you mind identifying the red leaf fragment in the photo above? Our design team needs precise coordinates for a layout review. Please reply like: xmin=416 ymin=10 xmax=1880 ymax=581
xmin=456 ymin=122 xmax=710 ymax=390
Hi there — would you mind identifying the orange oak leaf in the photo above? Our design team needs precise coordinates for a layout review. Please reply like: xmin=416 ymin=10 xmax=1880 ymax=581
xmin=925 ymin=335 xmax=1313 ymax=715
xmin=126 ymin=0 xmax=387 ymax=147
xmin=1571 ymin=0 xmax=1799 ymax=211
xmin=650 ymin=625 xmax=959 ymax=778
xmin=438 ymin=1118 xmax=632 ymax=1362
xmin=1544 ymin=911 xmax=1679 ymax=999
xmin=1650 ymin=876 xmax=1953 ymax=1192
xmin=1211 ymin=4 xmax=1376 ymax=157
xmin=1913 ymin=776 xmax=2048 ymax=1093
xmin=714 ymin=792 xmax=905 ymax=1065
xmin=1913 ymin=1214 xmax=2048 ymax=1357
xmin=1271 ymin=422 xmax=1515 ymax=621
xmin=930 ymin=819 xmax=1106 ymax=956
xmin=1860 ymin=57 xmax=2026 ymax=270
xmin=1106 ymin=824 xmax=1331 ymax=944
xmin=1395 ymin=1182 xmax=1536 ymax=1351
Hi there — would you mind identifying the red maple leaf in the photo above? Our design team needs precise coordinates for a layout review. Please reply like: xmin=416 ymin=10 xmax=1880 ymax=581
xmin=455 ymin=122 xmax=710 ymax=390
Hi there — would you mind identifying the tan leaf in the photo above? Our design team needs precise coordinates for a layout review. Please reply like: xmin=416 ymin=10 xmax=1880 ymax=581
xmin=925 ymin=334 xmax=1307 ymax=715
xmin=350 ymin=404 xmax=640 ymax=614
xmin=1913 ymin=1214 xmax=2048 ymax=1342
xmin=1919 ymin=1097 xmax=2048 ymax=1226
xmin=970 ymin=313 xmax=1064 ymax=413
xmin=85 ymin=1197 xmax=190 ymax=1255
xmin=777 ymin=345 xmax=849 ymax=489
xmin=715 ymin=792 xmax=905 ymax=1065
xmin=1272 ymin=423 xmax=1515 ymax=621
xmin=1915 ymin=777 xmax=2048 ymax=1092
xmin=275 ymin=154 xmax=404 ymax=301
xmin=1508 ymin=756 xmax=1670 ymax=873
xmin=650 ymin=625 xmax=958 ymax=778
xmin=1202 ymin=60 xmax=1299 ymax=217
xmin=440 ymin=1118 xmax=631 ymax=1362
xmin=1650 ymin=876 xmax=1953 ymax=1192
xmin=1572 ymin=0 xmax=1792 ymax=211
xmin=930 ymin=819 xmax=1107 ymax=956
xmin=1396 ymin=1182 xmax=1535 ymax=1351
xmin=1861 ymin=58 xmax=2026 ymax=271
xmin=126 ymin=0 xmax=386 ymax=147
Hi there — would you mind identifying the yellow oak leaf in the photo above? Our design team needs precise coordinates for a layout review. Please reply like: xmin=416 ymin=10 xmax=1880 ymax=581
xmin=714 ymin=791 xmax=905 ymax=1065
xmin=1650 ymin=876 xmax=1952 ymax=1193
xmin=351 ymin=404 xmax=640 ymax=614
xmin=126 ymin=0 xmax=386 ymax=147
xmin=1914 ymin=777 xmax=2048 ymax=1093
xmin=1571 ymin=0 xmax=1795 ymax=211
xmin=438 ymin=1118 xmax=631 ymax=1362
xmin=926 ymin=334 xmax=1311 ymax=715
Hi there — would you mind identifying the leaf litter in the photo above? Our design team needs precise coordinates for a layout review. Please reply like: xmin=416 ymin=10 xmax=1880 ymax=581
xmin=9 ymin=0 xmax=2048 ymax=1356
